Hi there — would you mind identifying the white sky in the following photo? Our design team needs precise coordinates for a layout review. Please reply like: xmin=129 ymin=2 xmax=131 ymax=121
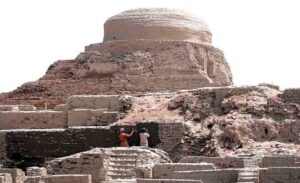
xmin=0 ymin=0 xmax=300 ymax=93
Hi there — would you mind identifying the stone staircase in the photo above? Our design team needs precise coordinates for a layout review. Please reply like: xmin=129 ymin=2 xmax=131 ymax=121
xmin=236 ymin=157 xmax=259 ymax=183
xmin=237 ymin=168 xmax=259 ymax=183
xmin=106 ymin=149 xmax=138 ymax=182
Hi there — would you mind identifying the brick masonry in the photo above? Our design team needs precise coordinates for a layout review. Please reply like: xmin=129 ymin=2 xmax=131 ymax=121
xmin=136 ymin=179 xmax=203 ymax=183
xmin=152 ymin=163 xmax=215 ymax=178
xmin=67 ymin=95 xmax=122 ymax=111
xmin=0 ymin=111 xmax=67 ymax=129
xmin=153 ymin=169 xmax=238 ymax=183
xmin=0 ymin=95 xmax=124 ymax=130
xmin=282 ymin=88 xmax=300 ymax=104
xmin=261 ymin=156 xmax=300 ymax=167
xmin=259 ymin=167 xmax=300 ymax=183
xmin=0 ymin=122 xmax=183 ymax=169
xmin=156 ymin=123 xmax=183 ymax=152
xmin=24 ymin=174 xmax=91 ymax=183
xmin=180 ymin=156 xmax=244 ymax=168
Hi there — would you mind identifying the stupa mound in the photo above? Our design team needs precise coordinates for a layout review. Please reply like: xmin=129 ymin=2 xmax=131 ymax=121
xmin=0 ymin=8 xmax=232 ymax=108
xmin=1 ymin=8 xmax=300 ymax=183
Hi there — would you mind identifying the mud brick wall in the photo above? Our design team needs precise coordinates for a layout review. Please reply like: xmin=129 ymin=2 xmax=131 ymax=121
xmin=0 ymin=105 xmax=36 ymax=112
xmin=153 ymin=169 xmax=238 ymax=183
xmin=156 ymin=123 xmax=183 ymax=152
xmin=1 ymin=123 xmax=183 ymax=169
xmin=25 ymin=174 xmax=92 ymax=183
xmin=0 ymin=133 xmax=7 ymax=163
xmin=96 ymin=111 xmax=119 ymax=126
xmin=136 ymin=179 xmax=203 ymax=183
xmin=68 ymin=109 xmax=106 ymax=126
xmin=3 ymin=128 xmax=117 ymax=169
xmin=261 ymin=156 xmax=300 ymax=167
xmin=67 ymin=95 xmax=122 ymax=111
xmin=283 ymin=88 xmax=300 ymax=104
xmin=68 ymin=109 xmax=118 ymax=126
xmin=0 ymin=111 xmax=67 ymax=129
xmin=6 ymin=128 xmax=118 ymax=168
xmin=24 ymin=176 xmax=41 ymax=183
xmin=84 ymin=40 xmax=232 ymax=91
xmin=0 ymin=168 xmax=25 ymax=183
xmin=48 ymin=151 xmax=104 ymax=183
xmin=180 ymin=156 xmax=244 ymax=168
xmin=152 ymin=163 xmax=215 ymax=178
xmin=46 ymin=174 xmax=92 ymax=183
xmin=259 ymin=167 xmax=300 ymax=183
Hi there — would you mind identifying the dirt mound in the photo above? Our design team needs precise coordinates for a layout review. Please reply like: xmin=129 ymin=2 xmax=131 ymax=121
xmin=117 ymin=85 xmax=300 ymax=158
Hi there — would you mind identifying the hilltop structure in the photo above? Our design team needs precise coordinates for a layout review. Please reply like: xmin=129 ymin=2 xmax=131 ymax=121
xmin=0 ymin=8 xmax=232 ymax=109
xmin=0 ymin=8 xmax=300 ymax=183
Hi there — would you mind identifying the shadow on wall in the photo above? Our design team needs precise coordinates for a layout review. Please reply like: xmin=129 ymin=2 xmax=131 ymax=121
xmin=4 ymin=122 xmax=161 ymax=169
xmin=111 ymin=123 xmax=160 ymax=147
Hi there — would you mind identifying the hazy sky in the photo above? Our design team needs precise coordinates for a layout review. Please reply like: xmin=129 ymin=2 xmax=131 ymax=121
xmin=0 ymin=0 xmax=300 ymax=93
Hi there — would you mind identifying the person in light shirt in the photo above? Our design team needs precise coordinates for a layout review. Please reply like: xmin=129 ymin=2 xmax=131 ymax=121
xmin=139 ymin=128 xmax=150 ymax=147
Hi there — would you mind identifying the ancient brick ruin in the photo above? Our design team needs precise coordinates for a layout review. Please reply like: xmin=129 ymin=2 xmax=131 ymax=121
xmin=0 ymin=8 xmax=300 ymax=183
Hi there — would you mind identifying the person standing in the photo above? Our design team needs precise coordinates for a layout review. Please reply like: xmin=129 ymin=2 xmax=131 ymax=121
xmin=119 ymin=128 xmax=133 ymax=147
xmin=139 ymin=128 xmax=150 ymax=147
